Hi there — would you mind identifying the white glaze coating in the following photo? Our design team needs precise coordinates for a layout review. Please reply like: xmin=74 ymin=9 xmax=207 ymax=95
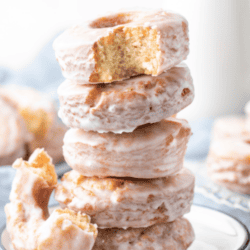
xmin=53 ymin=9 xmax=189 ymax=83
xmin=93 ymin=218 xmax=195 ymax=250
xmin=55 ymin=168 xmax=195 ymax=229
xmin=37 ymin=209 xmax=97 ymax=250
xmin=63 ymin=118 xmax=191 ymax=178
xmin=207 ymin=156 xmax=250 ymax=194
xmin=9 ymin=165 xmax=45 ymax=205
xmin=58 ymin=64 xmax=194 ymax=133
xmin=208 ymin=160 xmax=250 ymax=185
xmin=5 ymin=202 xmax=44 ymax=250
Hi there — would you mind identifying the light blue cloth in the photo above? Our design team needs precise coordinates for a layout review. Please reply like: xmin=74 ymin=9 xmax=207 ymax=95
xmin=186 ymin=118 xmax=214 ymax=160
xmin=0 ymin=33 xmax=64 ymax=100
xmin=0 ymin=34 xmax=250 ymax=249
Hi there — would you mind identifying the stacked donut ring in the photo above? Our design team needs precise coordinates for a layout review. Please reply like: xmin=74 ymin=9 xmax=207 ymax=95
xmin=207 ymin=113 xmax=250 ymax=194
xmin=6 ymin=9 xmax=196 ymax=249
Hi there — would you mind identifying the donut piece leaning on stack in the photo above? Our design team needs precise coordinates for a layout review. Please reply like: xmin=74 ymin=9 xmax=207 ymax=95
xmin=54 ymin=9 xmax=195 ymax=249
xmin=5 ymin=149 xmax=97 ymax=250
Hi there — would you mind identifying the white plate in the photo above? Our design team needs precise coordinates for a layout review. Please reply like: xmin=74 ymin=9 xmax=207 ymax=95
xmin=186 ymin=205 xmax=249 ymax=250
xmin=1 ymin=205 xmax=249 ymax=250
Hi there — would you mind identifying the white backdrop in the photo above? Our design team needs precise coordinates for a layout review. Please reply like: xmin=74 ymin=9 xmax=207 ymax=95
xmin=0 ymin=0 xmax=163 ymax=69
xmin=163 ymin=0 xmax=250 ymax=119
xmin=1 ymin=0 xmax=250 ymax=120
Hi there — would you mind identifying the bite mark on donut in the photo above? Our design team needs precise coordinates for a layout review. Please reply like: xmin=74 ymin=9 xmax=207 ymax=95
xmin=90 ymin=18 xmax=160 ymax=83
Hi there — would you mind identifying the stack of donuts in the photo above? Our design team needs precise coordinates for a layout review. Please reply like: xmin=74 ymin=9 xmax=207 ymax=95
xmin=53 ymin=9 xmax=195 ymax=249
xmin=207 ymin=101 xmax=250 ymax=194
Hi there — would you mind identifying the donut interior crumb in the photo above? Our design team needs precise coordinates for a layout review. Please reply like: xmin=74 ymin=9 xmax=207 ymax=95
xmin=13 ymin=149 xmax=57 ymax=187
xmin=56 ymin=208 xmax=97 ymax=234
xmin=69 ymin=172 xmax=127 ymax=191
xmin=90 ymin=15 xmax=160 ymax=82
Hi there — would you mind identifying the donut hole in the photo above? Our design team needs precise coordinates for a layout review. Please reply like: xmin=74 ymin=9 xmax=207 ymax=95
xmin=245 ymin=140 xmax=250 ymax=144
xmin=90 ymin=14 xmax=132 ymax=28
xmin=90 ymin=26 xmax=160 ymax=83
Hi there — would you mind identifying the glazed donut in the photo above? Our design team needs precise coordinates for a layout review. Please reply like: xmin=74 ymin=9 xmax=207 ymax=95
xmin=211 ymin=116 xmax=249 ymax=140
xmin=0 ymin=96 xmax=31 ymax=166
xmin=62 ymin=118 xmax=191 ymax=178
xmin=5 ymin=149 xmax=97 ymax=250
xmin=0 ymin=85 xmax=66 ymax=164
xmin=55 ymin=168 xmax=195 ymax=229
xmin=93 ymin=218 xmax=194 ymax=250
xmin=0 ymin=85 xmax=57 ymax=136
xmin=53 ymin=9 xmax=189 ymax=83
xmin=207 ymin=136 xmax=250 ymax=194
xmin=58 ymin=63 xmax=194 ymax=133
xmin=207 ymin=116 xmax=250 ymax=194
